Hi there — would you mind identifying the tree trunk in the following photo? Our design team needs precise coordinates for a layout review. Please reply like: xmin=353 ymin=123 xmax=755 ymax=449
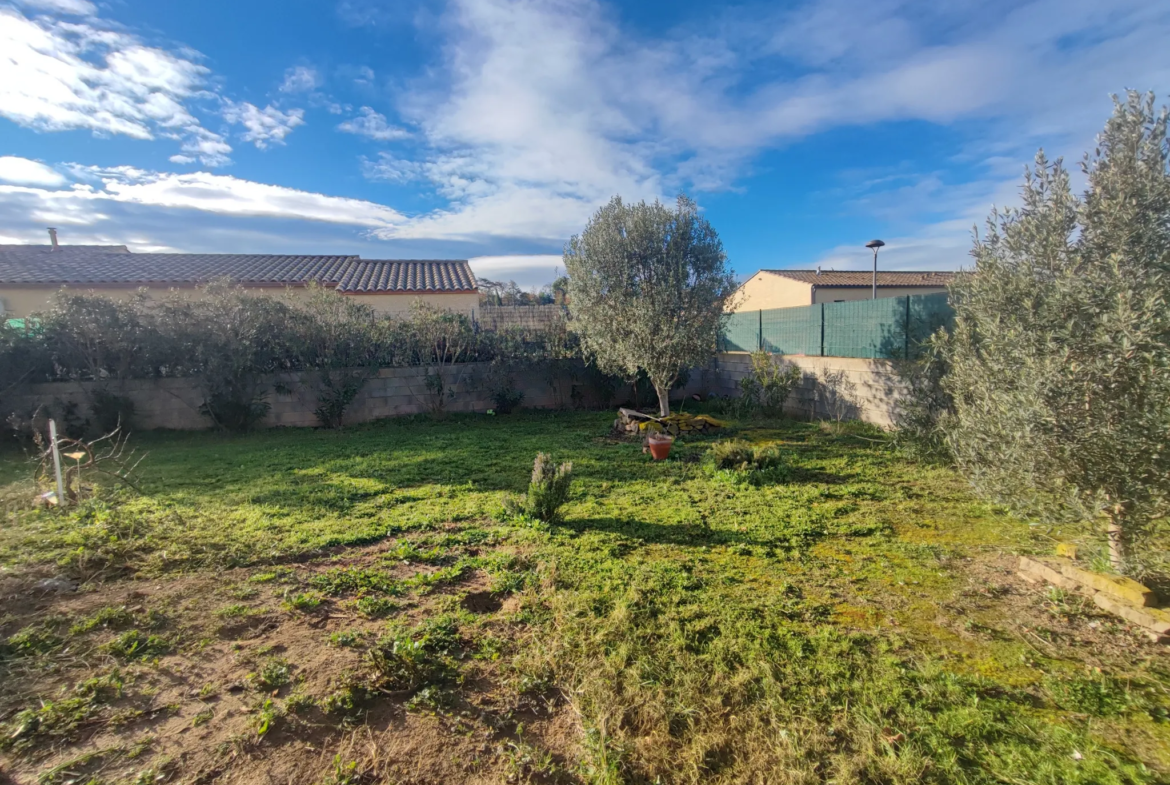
xmin=655 ymin=383 xmax=670 ymax=417
xmin=1106 ymin=509 xmax=1127 ymax=573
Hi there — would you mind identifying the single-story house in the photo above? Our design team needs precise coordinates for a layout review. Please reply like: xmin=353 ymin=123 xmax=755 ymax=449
xmin=0 ymin=243 xmax=479 ymax=318
xmin=731 ymin=269 xmax=955 ymax=312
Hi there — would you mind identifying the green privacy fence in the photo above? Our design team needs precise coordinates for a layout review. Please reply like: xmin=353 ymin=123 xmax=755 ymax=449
xmin=722 ymin=292 xmax=954 ymax=359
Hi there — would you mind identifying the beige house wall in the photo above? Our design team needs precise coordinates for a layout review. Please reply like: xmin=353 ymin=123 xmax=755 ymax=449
xmin=0 ymin=285 xmax=478 ymax=318
xmin=811 ymin=285 xmax=947 ymax=304
xmin=730 ymin=272 xmax=812 ymax=312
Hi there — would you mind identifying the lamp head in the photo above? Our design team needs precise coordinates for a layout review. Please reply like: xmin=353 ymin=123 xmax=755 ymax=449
xmin=865 ymin=239 xmax=885 ymax=250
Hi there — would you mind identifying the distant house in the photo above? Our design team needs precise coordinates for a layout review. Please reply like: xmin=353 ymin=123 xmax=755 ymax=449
xmin=0 ymin=243 xmax=478 ymax=318
xmin=731 ymin=269 xmax=955 ymax=312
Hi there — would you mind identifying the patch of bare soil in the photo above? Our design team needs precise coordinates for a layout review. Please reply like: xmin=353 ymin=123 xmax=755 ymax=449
xmin=0 ymin=535 xmax=581 ymax=785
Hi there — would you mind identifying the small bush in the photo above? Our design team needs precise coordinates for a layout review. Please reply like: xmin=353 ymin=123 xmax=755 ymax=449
xmin=492 ymin=387 xmax=525 ymax=414
xmin=199 ymin=393 xmax=270 ymax=433
xmin=706 ymin=439 xmax=784 ymax=472
xmin=521 ymin=452 xmax=573 ymax=524
xmin=88 ymin=389 xmax=136 ymax=434
xmin=737 ymin=350 xmax=802 ymax=417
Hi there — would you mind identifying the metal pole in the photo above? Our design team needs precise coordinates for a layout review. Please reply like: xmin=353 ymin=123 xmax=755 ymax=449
xmin=49 ymin=419 xmax=65 ymax=506
xmin=872 ymin=247 xmax=878 ymax=300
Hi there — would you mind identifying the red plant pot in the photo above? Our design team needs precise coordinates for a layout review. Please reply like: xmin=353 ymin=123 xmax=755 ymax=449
xmin=648 ymin=434 xmax=673 ymax=460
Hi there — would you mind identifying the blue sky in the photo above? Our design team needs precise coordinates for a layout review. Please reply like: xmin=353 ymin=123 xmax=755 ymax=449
xmin=1 ymin=0 xmax=1168 ymax=288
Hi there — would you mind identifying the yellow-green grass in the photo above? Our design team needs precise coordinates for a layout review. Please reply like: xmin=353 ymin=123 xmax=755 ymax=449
xmin=1 ymin=410 xmax=1167 ymax=784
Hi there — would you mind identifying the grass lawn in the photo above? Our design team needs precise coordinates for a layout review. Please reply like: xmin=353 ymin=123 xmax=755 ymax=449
xmin=0 ymin=410 xmax=1167 ymax=784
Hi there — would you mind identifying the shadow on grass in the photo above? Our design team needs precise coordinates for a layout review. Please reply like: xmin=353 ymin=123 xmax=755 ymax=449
xmin=565 ymin=516 xmax=771 ymax=549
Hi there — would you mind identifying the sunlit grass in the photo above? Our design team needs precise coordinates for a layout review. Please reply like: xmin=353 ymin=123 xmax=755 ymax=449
xmin=1 ymin=410 xmax=1167 ymax=782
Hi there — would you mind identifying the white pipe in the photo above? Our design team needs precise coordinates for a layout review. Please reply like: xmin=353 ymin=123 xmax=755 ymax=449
xmin=49 ymin=419 xmax=65 ymax=505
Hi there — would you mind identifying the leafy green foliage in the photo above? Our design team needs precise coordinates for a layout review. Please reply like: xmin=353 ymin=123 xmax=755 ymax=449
xmin=704 ymin=439 xmax=787 ymax=484
xmin=309 ymin=567 xmax=398 ymax=597
xmin=351 ymin=596 xmax=400 ymax=619
xmin=105 ymin=629 xmax=171 ymax=660
xmin=737 ymin=350 xmax=803 ymax=416
xmin=564 ymin=195 xmax=737 ymax=415
xmin=248 ymin=657 xmax=293 ymax=691
xmin=283 ymin=591 xmax=324 ymax=612
xmin=367 ymin=617 xmax=461 ymax=691
xmin=513 ymin=452 xmax=573 ymax=524
xmin=1045 ymin=672 xmax=1137 ymax=717
xmin=941 ymin=92 xmax=1170 ymax=574
xmin=0 ymin=672 xmax=124 ymax=754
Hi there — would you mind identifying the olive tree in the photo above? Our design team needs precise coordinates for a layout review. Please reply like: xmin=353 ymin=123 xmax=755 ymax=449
xmin=563 ymin=195 xmax=736 ymax=416
xmin=942 ymin=92 xmax=1170 ymax=575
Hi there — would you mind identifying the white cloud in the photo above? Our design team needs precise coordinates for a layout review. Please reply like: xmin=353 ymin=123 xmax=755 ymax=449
xmin=14 ymin=0 xmax=96 ymax=15
xmin=330 ymin=0 xmax=1170 ymax=251
xmin=469 ymin=254 xmax=563 ymax=288
xmin=0 ymin=7 xmax=231 ymax=166
xmin=222 ymin=101 xmax=305 ymax=149
xmin=363 ymin=153 xmax=424 ymax=182
xmin=0 ymin=156 xmax=67 ymax=187
xmin=31 ymin=166 xmax=410 ymax=229
xmin=280 ymin=65 xmax=321 ymax=93
xmin=338 ymin=107 xmax=409 ymax=141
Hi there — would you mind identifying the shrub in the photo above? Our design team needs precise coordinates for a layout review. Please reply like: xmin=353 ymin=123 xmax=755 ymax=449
xmin=485 ymin=359 xmax=525 ymax=413
xmin=407 ymin=302 xmax=478 ymax=416
xmin=705 ymin=439 xmax=786 ymax=482
xmin=518 ymin=453 xmax=573 ymax=524
xmin=153 ymin=283 xmax=300 ymax=432
xmin=941 ymin=93 xmax=1170 ymax=574
xmin=737 ymin=350 xmax=803 ymax=417
xmin=891 ymin=351 xmax=952 ymax=461
xmin=297 ymin=286 xmax=384 ymax=428
xmin=492 ymin=387 xmax=525 ymax=414
xmin=88 ymin=389 xmax=136 ymax=434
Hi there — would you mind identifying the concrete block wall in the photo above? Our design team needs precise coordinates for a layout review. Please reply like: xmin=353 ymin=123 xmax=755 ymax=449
xmin=9 ymin=360 xmax=613 ymax=431
xmin=9 ymin=354 xmax=908 ymax=432
xmin=709 ymin=353 xmax=908 ymax=428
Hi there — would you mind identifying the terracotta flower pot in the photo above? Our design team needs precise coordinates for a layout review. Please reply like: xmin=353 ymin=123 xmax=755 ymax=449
xmin=648 ymin=434 xmax=674 ymax=461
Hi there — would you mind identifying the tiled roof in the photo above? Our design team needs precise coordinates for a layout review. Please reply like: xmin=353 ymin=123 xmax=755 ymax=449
xmin=763 ymin=269 xmax=956 ymax=287
xmin=0 ymin=251 xmax=477 ymax=293
xmin=335 ymin=260 xmax=478 ymax=293
xmin=0 ymin=244 xmax=130 ymax=254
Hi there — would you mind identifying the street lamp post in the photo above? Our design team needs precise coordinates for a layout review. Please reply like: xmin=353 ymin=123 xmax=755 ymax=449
xmin=865 ymin=239 xmax=885 ymax=299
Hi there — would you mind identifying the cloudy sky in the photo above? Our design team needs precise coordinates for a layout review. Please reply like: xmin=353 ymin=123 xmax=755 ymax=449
xmin=1 ymin=0 xmax=1168 ymax=288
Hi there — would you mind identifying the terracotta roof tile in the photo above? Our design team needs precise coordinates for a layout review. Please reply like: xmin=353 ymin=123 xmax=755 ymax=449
xmin=0 ymin=251 xmax=477 ymax=293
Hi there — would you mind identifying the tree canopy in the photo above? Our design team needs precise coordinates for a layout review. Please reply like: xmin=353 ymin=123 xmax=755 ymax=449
xmin=941 ymin=91 xmax=1170 ymax=575
xmin=563 ymin=195 xmax=737 ymax=416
